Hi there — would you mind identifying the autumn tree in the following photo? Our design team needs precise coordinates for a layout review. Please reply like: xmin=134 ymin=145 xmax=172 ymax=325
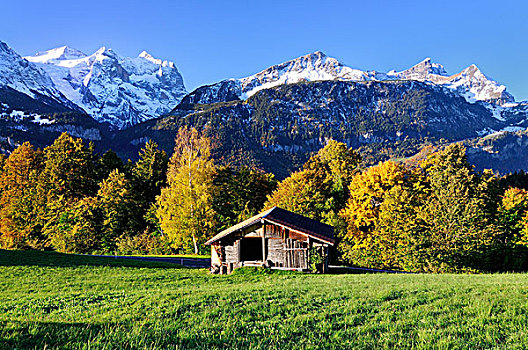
xmin=499 ymin=188 xmax=528 ymax=245
xmin=340 ymin=144 xmax=503 ymax=272
xmin=0 ymin=142 xmax=45 ymax=248
xmin=156 ymin=127 xmax=215 ymax=254
xmin=339 ymin=160 xmax=412 ymax=267
xmin=40 ymin=133 xmax=99 ymax=251
xmin=265 ymin=140 xmax=361 ymax=225
xmin=39 ymin=132 xmax=98 ymax=202
xmin=97 ymin=169 xmax=138 ymax=251
xmin=496 ymin=187 xmax=528 ymax=269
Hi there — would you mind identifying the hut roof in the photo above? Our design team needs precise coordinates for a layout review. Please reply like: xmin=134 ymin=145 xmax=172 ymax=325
xmin=205 ymin=207 xmax=334 ymax=246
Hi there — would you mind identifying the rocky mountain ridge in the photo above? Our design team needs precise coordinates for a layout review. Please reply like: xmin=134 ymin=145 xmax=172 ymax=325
xmin=1 ymin=40 xmax=527 ymax=176
xmin=182 ymin=52 xmax=517 ymax=108
xmin=24 ymin=45 xmax=187 ymax=129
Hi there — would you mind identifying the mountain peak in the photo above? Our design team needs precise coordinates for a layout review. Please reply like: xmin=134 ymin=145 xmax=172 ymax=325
xmin=0 ymin=41 xmax=10 ymax=53
xmin=462 ymin=64 xmax=480 ymax=74
xmin=306 ymin=50 xmax=327 ymax=58
xmin=93 ymin=46 xmax=109 ymax=56
xmin=237 ymin=51 xmax=367 ymax=98
xmin=296 ymin=51 xmax=332 ymax=64
xmin=25 ymin=45 xmax=87 ymax=63
xmin=138 ymin=50 xmax=162 ymax=64
xmin=138 ymin=50 xmax=152 ymax=58
xmin=403 ymin=57 xmax=449 ymax=77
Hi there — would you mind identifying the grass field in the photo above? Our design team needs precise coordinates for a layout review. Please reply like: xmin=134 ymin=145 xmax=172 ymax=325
xmin=1 ymin=250 xmax=528 ymax=349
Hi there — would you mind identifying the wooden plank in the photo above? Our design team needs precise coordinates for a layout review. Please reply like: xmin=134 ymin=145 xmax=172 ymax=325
xmin=262 ymin=229 xmax=266 ymax=263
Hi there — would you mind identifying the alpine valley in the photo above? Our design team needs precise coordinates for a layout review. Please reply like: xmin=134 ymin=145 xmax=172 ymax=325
xmin=1 ymin=40 xmax=527 ymax=177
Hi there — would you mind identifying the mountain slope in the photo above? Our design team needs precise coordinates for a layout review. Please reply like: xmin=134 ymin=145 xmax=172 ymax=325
xmin=114 ymin=79 xmax=516 ymax=177
xmin=0 ymin=41 xmax=81 ymax=114
xmin=25 ymin=46 xmax=187 ymax=129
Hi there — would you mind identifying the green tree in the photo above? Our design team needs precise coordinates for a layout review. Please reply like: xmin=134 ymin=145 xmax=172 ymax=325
xmin=212 ymin=166 xmax=277 ymax=231
xmin=156 ymin=127 xmax=215 ymax=254
xmin=129 ymin=140 xmax=168 ymax=235
xmin=97 ymin=169 xmax=137 ymax=252
xmin=130 ymin=140 xmax=168 ymax=204
xmin=40 ymin=133 xmax=99 ymax=251
xmin=417 ymin=144 xmax=500 ymax=271
xmin=96 ymin=149 xmax=123 ymax=181
xmin=46 ymin=196 xmax=102 ymax=253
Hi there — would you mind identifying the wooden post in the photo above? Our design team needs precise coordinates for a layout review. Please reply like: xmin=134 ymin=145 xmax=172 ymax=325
xmin=323 ymin=246 xmax=329 ymax=273
xmin=261 ymin=219 xmax=266 ymax=264
xmin=307 ymin=237 xmax=311 ymax=271
xmin=236 ymin=240 xmax=241 ymax=264
xmin=283 ymin=238 xmax=288 ymax=268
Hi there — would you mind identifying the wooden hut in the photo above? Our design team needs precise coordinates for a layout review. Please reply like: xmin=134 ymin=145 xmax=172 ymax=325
xmin=205 ymin=207 xmax=334 ymax=274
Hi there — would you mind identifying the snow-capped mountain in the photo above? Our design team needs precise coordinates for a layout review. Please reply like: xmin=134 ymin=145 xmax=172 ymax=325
xmin=445 ymin=64 xmax=514 ymax=105
xmin=182 ymin=51 xmax=381 ymax=105
xmin=182 ymin=52 xmax=516 ymax=108
xmin=2 ymin=41 xmax=528 ymax=177
xmin=238 ymin=51 xmax=377 ymax=98
xmin=388 ymin=58 xmax=514 ymax=105
xmin=0 ymin=41 xmax=79 ymax=112
xmin=25 ymin=46 xmax=187 ymax=129
xmin=163 ymin=51 xmax=528 ymax=177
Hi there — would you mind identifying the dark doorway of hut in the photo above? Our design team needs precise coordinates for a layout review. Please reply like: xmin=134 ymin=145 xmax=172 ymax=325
xmin=240 ymin=238 xmax=263 ymax=262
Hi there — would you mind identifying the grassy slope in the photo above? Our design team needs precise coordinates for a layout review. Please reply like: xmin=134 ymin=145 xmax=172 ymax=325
xmin=1 ymin=250 xmax=528 ymax=349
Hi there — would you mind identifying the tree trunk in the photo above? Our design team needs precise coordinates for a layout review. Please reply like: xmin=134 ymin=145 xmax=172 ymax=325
xmin=192 ymin=233 xmax=198 ymax=255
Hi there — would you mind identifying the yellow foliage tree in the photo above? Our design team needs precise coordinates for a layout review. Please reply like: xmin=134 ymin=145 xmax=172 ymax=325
xmin=340 ymin=160 xmax=409 ymax=241
xmin=0 ymin=142 xmax=45 ymax=248
xmin=499 ymin=187 xmax=528 ymax=246
xmin=265 ymin=140 xmax=361 ymax=225
xmin=156 ymin=127 xmax=216 ymax=254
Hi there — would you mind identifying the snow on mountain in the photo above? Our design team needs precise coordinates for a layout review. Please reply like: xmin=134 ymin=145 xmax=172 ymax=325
xmin=389 ymin=57 xmax=449 ymax=82
xmin=185 ymin=52 xmax=515 ymax=109
xmin=238 ymin=51 xmax=371 ymax=98
xmin=182 ymin=51 xmax=385 ymax=105
xmin=445 ymin=64 xmax=514 ymax=105
xmin=28 ymin=45 xmax=87 ymax=63
xmin=388 ymin=57 xmax=514 ymax=105
xmin=0 ymin=41 xmax=76 ymax=107
xmin=25 ymin=46 xmax=187 ymax=129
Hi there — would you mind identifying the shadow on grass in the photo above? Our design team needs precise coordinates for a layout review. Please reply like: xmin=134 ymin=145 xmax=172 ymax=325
xmin=328 ymin=266 xmax=415 ymax=274
xmin=0 ymin=320 xmax=252 ymax=349
xmin=0 ymin=249 xmax=183 ymax=269
xmin=1 ymin=320 xmax=112 ymax=349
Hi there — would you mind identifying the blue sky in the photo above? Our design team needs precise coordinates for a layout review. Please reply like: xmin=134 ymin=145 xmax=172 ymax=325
xmin=3 ymin=0 xmax=527 ymax=100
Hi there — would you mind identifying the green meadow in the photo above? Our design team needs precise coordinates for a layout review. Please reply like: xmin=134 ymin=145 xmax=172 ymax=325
xmin=1 ymin=250 xmax=528 ymax=349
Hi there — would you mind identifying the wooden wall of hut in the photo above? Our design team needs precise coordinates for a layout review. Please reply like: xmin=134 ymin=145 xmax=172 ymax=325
xmin=213 ymin=222 xmax=329 ymax=273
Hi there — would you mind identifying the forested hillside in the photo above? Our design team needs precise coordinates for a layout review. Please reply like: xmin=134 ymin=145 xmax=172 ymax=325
xmin=116 ymin=79 xmax=527 ymax=178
